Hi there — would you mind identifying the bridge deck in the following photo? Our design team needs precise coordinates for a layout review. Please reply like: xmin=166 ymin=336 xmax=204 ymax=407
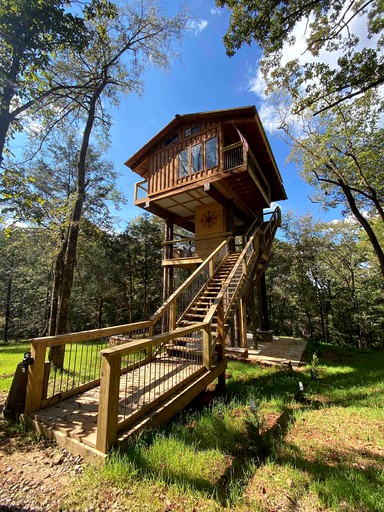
xmin=25 ymin=354 xmax=202 ymax=456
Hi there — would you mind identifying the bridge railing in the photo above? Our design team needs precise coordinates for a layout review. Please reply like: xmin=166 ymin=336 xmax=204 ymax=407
xmin=25 ymin=322 xmax=152 ymax=413
xmin=96 ymin=322 xmax=210 ymax=453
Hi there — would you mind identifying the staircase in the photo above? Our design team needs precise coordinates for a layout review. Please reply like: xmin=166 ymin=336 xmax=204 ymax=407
xmin=20 ymin=208 xmax=281 ymax=459
xmin=162 ymin=208 xmax=281 ymax=363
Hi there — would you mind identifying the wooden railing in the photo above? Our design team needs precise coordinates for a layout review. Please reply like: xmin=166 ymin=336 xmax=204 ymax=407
xmin=204 ymin=207 xmax=281 ymax=348
xmin=134 ymin=179 xmax=148 ymax=202
xmin=162 ymin=231 xmax=232 ymax=261
xmin=96 ymin=322 xmax=210 ymax=453
xmin=152 ymin=237 xmax=232 ymax=333
xmin=25 ymin=322 xmax=152 ymax=413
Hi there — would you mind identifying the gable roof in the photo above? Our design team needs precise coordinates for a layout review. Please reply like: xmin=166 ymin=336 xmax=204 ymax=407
xmin=125 ymin=106 xmax=287 ymax=201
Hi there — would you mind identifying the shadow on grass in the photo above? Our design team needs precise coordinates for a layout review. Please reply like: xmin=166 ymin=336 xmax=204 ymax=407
xmin=109 ymin=344 xmax=384 ymax=507
xmin=276 ymin=442 xmax=384 ymax=511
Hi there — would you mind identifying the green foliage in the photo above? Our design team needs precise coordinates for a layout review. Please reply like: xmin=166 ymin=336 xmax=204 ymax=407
xmin=266 ymin=212 xmax=384 ymax=348
xmin=217 ymin=0 xmax=384 ymax=112
xmin=0 ymin=213 xmax=164 ymax=339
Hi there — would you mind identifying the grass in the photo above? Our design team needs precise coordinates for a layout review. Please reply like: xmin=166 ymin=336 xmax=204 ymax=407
xmin=0 ymin=342 xmax=29 ymax=391
xmin=1 ymin=340 xmax=384 ymax=511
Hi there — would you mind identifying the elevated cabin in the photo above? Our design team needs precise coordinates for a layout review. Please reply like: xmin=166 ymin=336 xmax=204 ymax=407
xmin=126 ymin=106 xmax=287 ymax=298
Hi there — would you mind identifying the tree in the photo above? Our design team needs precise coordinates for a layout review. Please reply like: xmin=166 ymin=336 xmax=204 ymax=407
xmin=0 ymin=0 xmax=89 ymax=166
xmin=20 ymin=127 xmax=123 ymax=342
xmin=284 ymin=90 xmax=384 ymax=278
xmin=41 ymin=0 xmax=188 ymax=344
xmin=266 ymin=212 xmax=384 ymax=348
xmin=216 ymin=0 xmax=384 ymax=113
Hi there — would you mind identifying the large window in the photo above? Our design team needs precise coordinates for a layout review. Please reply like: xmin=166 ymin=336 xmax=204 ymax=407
xmin=205 ymin=137 xmax=218 ymax=169
xmin=178 ymin=149 xmax=189 ymax=177
xmin=178 ymin=137 xmax=218 ymax=178
xmin=192 ymin=143 xmax=202 ymax=173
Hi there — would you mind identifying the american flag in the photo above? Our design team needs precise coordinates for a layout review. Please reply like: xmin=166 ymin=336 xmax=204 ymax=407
xmin=233 ymin=124 xmax=249 ymax=152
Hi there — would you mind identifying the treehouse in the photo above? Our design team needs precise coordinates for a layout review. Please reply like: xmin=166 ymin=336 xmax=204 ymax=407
xmin=126 ymin=105 xmax=286 ymax=298
xmin=10 ymin=106 xmax=287 ymax=461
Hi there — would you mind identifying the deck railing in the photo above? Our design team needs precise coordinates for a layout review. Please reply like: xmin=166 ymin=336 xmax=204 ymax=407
xmin=162 ymin=231 xmax=232 ymax=262
xmin=96 ymin=322 xmax=210 ymax=453
xmin=134 ymin=179 xmax=148 ymax=202
xmin=25 ymin=322 xmax=152 ymax=413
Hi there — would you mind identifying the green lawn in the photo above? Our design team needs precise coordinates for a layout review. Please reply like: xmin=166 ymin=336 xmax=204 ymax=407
xmin=0 ymin=343 xmax=29 ymax=391
xmin=2 ymin=341 xmax=384 ymax=511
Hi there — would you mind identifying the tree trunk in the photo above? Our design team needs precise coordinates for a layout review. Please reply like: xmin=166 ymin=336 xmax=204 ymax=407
xmin=0 ymin=56 xmax=19 ymax=167
xmin=4 ymin=251 xmax=15 ymax=342
xmin=341 ymin=181 xmax=384 ymax=278
xmin=49 ymin=88 xmax=100 ymax=368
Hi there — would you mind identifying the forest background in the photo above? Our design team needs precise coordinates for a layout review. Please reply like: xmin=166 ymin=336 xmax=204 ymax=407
xmin=0 ymin=0 xmax=383 ymax=351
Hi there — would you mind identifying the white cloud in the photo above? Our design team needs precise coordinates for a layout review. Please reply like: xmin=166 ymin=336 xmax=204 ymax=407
xmin=210 ymin=8 xmax=223 ymax=16
xmin=248 ymin=67 xmax=266 ymax=99
xmin=188 ymin=19 xmax=208 ymax=35
xmin=247 ymin=5 xmax=382 ymax=135
xmin=258 ymin=103 xmax=281 ymax=133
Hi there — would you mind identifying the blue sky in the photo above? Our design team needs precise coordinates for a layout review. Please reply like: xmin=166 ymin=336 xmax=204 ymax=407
xmin=107 ymin=0 xmax=340 ymax=228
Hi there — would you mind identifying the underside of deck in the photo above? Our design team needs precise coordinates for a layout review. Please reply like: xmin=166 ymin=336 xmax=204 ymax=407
xmin=22 ymin=355 xmax=226 ymax=461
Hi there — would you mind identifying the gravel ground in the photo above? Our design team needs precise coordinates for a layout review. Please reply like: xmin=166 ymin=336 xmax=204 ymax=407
xmin=0 ymin=392 xmax=85 ymax=512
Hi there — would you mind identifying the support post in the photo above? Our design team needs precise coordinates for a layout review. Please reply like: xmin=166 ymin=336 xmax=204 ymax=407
xmin=257 ymin=273 xmax=269 ymax=331
xmin=96 ymin=353 xmax=121 ymax=454
xmin=250 ymin=289 xmax=258 ymax=349
xmin=217 ymin=300 xmax=225 ymax=360
xmin=25 ymin=341 xmax=47 ymax=414
xmin=239 ymin=297 xmax=248 ymax=348
xmin=163 ymin=218 xmax=174 ymax=303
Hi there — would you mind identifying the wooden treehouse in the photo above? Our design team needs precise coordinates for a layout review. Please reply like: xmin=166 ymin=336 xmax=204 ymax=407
xmin=13 ymin=106 xmax=286 ymax=460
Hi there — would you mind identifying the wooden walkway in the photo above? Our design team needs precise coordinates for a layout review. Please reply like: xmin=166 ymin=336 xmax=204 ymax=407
xmin=24 ymin=354 xmax=202 ymax=458
xmin=248 ymin=336 xmax=307 ymax=368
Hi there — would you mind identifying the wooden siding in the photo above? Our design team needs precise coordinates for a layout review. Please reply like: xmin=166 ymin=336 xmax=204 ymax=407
xmin=148 ymin=122 xmax=221 ymax=197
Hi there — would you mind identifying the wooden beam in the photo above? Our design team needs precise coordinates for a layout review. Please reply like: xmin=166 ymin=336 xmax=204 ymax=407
xmin=25 ymin=341 xmax=47 ymax=414
xmin=213 ymin=181 xmax=255 ymax=223
xmin=96 ymin=353 xmax=121 ymax=454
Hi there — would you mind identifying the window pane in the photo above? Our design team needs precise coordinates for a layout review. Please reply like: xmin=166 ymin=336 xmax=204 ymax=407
xmin=205 ymin=137 xmax=218 ymax=168
xmin=192 ymin=144 xmax=202 ymax=173
xmin=178 ymin=149 xmax=189 ymax=177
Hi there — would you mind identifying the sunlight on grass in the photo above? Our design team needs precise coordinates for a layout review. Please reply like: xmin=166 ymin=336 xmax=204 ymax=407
xmin=2 ymin=341 xmax=384 ymax=511
xmin=0 ymin=343 xmax=29 ymax=392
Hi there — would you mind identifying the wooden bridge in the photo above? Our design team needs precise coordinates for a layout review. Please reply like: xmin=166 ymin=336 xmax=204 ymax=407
xmin=20 ymin=209 xmax=281 ymax=460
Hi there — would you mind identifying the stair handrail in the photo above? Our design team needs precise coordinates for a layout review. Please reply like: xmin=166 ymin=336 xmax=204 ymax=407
xmin=150 ymin=236 xmax=233 ymax=332
xmin=204 ymin=207 xmax=280 ymax=350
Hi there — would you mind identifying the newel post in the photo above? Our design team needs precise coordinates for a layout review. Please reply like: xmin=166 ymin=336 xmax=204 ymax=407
xmin=25 ymin=340 xmax=47 ymax=413
xmin=202 ymin=323 xmax=212 ymax=370
xmin=96 ymin=351 xmax=121 ymax=454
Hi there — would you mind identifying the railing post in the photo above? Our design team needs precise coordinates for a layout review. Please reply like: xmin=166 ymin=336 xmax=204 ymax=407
xmin=169 ymin=300 xmax=176 ymax=330
xmin=202 ymin=324 xmax=212 ymax=370
xmin=239 ymin=297 xmax=248 ymax=348
xmin=209 ymin=259 xmax=214 ymax=277
xmin=217 ymin=300 xmax=225 ymax=361
xmin=96 ymin=352 xmax=121 ymax=454
xmin=25 ymin=340 xmax=47 ymax=414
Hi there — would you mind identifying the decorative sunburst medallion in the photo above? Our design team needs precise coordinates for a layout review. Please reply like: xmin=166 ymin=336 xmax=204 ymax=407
xmin=201 ymin=210 xmax=218 ymax=228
